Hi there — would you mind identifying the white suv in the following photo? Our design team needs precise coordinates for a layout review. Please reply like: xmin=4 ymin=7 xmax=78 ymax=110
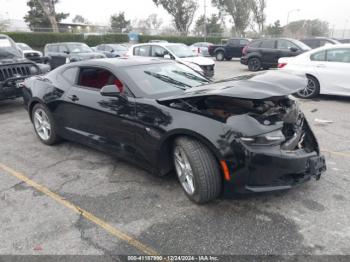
xmin=128 ymin=43 xmax=215 ymax=77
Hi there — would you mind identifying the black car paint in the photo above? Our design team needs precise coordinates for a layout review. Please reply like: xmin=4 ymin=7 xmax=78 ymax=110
xmin=241 ymin=38 xmax=309 ymax=69
xmin=23 ymin=58 xmax=326 ymax=195
xmin=208 ymin=38 xmax=251 ymax=59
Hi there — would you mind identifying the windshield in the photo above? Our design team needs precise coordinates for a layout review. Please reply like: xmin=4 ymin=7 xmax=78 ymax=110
xmin=17 ymin=43 xmax=32 ymax=51
xmin=111 ymin=44 xmax=128 ymax=51
xmin=124 ymin=62 xmax=210 ymax=97
xmin=166 ymin=44 xmax=196 ymax=58
xmin=0 ymin=37 xmax=22 ymax=59
xmin=293 ymin=39 xmax=312 ymax=51
xmin=67 ymin=43 xmax=92 ymax=53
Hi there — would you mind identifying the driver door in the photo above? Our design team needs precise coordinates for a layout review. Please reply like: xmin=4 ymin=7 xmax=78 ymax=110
xmin=61 ymin=66 xmax=137 ymax=159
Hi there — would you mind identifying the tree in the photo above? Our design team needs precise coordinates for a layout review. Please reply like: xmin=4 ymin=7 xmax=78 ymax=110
xmin=24 ymin=0 xmax=69 ymax=32
xmin=266 ymin=20 xmax=283 ymax=37
xmin=110 ymin=12 xmax=131 ymax=33
xmin=250 ymin=0 xmax=266 ymax=33
xmin=0 ymin=18 xmax=9 ymax=31
xmin=285 ymin=19 xmax=329 ymax=37
xmin=152 ymin=0 xmax=198 ymax=36
xmin=145 ymin=14 xmax=163 ymax=31
xmin=72 ymin=15 xmax=88 ymax=24
xmin=212 ymin=0 xmax=251 ymax=36
xmin=194 ymin=14 xmax=224 ymax=37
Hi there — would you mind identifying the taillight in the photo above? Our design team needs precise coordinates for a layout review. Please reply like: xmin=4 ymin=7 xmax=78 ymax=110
xmin=278 ymin=63 xmax=287 ymax=69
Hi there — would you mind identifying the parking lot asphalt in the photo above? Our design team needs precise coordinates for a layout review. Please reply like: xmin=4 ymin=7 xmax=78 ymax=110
xmin=0 ymin=60 xmax=350 ymax=257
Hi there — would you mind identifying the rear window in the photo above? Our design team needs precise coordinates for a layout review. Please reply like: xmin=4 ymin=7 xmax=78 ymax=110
xmin=260 ymin=40 xmax=275 ymax=49
xmin=310 ymin=51 xmax=326 ymax=61
xmin=240 ymin=39 xmax=250 ymax=45
xmin=47 ymin=45 xmax=59 ymax=52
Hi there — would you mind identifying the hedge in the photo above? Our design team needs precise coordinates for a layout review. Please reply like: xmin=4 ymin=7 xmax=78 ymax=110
xmin=1 ymin=32 xmax=222 ymax=49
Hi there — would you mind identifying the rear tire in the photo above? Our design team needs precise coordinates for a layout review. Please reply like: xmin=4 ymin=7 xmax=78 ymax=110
xmin=215 ymin=51 xmax=225 ymax=61
xmin=225 ymin=57 xmax=233 ymax=61
xmin=173 ymin=137 xmax=222 ymax=204
xmin=32 ymin=103 xmax=61 ymax=145
xmin=248 ymin=57 xmax=262 ymax=71
xmin=295 ymin=75 xmax=320 ymax=99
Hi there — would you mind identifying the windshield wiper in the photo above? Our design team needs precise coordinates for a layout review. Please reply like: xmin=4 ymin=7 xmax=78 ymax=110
xmin=172 ymin=70 xmax=209 ymax=85
xmin=144 ymin=71 xmax=191 ymax=90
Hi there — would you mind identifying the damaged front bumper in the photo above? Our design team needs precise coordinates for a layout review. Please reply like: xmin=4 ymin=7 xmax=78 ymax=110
xmin=223 ymin=146 xmax=326 ymax=195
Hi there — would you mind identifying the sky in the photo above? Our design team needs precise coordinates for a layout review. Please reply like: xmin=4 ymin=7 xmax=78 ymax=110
xmin=0 ymin=0 xmax=349 ymax=30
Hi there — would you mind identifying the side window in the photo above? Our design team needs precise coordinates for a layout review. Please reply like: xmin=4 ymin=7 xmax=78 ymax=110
xmin=48 ymin=45 xmax=58 ymax=52
xmin=326 ymin=49 xmax=350 ymax=63
xmin=277 ymin=40 xmax=298 ymax=50
xmin=105 ymin=45 xmax=113 ymax=52
xmin=228 ymin=39 xmax=240 ymax=45
xmin=249 ymin=41 xmax=262 ymax=48
xmin=260 ymin=40 xmax=275 ymax=49
xmin=97 ymin=45 xmax=104 ymax=51
xmin=310 ymin=51 xmax=326 ymax=61
xmin=151 ymin=46 xmax=167 ymax=57
xmin=62 ymin=67 xmax=78 ymax=84
xmin=240 ymin=39 xmax=249 ymax=46
xmin=133 ymin=45 xmax=151 ymax=57
xmin=58 ymin=45 xmax=68 ymax=53
xmin=77 ymin=68 xmax=117 ymax=90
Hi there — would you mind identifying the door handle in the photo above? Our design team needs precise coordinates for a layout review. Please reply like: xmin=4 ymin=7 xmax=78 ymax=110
xmin=68 ymin=94 xmax=79 ymax=102
xmin=316 ymin=64 xmax=326 ymax=68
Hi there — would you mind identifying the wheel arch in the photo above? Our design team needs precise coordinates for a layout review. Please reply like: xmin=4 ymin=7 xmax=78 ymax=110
xmin=156 ymin=129 xmax=223 ymax=176
xmin=28 ymin=98 xmax=44 ymax=122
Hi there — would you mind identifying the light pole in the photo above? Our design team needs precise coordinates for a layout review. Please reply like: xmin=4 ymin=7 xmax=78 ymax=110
xmin=286 ymin=9 xmax=301 ymax=26
xmin=203 ymin=0 xmax=207 ymax=42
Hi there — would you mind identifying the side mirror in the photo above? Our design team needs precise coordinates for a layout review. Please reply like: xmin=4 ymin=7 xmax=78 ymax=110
xmin=290 ymin=47 xmax=298 ymax=52
xmin=100 ymin=85 xmax=121 ymax=97
xmin=64 ymin=50 xmax=70 ymax=54
xmin=164 ymin=54 xmax=171 ymax=59
xmin=110 ymin=49 xmax=114 ymax=53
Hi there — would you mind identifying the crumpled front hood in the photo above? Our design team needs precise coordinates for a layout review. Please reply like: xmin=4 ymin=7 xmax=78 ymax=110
xmin=158 ymin=71 xmax=307 ymax=102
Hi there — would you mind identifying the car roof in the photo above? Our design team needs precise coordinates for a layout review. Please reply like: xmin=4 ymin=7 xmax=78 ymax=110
xmin=132 ymin=42 xmax=185 ymax=48
xmin=68 ymin=57 xmax=176 ymax=68
xmin=45 ymin=42 xmax=86 ymax=46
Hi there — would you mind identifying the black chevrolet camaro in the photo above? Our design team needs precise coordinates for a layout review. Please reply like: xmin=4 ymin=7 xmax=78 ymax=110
xmin=22 ymin=57 xmax=326 ymax=203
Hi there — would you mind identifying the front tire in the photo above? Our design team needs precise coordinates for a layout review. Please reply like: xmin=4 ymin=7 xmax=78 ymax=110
xmin=173 ymin=137 xmax=222 ymax=204
xmin=248 ymin=57 xmax=262 ymax=71
xmin=32 ymin=103 xmax=60 ymax=145
xmin=295 ymin=75 xmax=320 ymax=99
xmin=215 ymin=51 xmax=225 ymax=61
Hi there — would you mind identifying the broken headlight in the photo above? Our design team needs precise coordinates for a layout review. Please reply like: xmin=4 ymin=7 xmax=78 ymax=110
xmin=241 ymin=130 xmax=285 ymax=146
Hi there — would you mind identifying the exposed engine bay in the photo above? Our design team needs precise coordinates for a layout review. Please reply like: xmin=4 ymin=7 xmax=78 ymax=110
xmin=165 ymin=95 xmax=317 ymax=152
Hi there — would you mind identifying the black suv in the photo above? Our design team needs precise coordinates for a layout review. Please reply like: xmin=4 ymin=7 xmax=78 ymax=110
xmin=208 ymin=38 xmax=251 ymax=61
xmin=44 ymin=42 xmax=106 ymax=69
xmin=241 ymin=38 xmax=311 ymax=71
xmin=0 ymin=34 xmax=49 ymax=101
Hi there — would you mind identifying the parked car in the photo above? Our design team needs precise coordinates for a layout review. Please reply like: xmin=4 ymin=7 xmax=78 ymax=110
xmin=16 ymin=43 xmax=50 ymax=64
xmin=278 ymin=44 xmax=350 ymax=98
xmin=0 ymin=34 xmax=50 ymax=101
xmin=190 ymin=42 xmax=213 ymax=57
xmin=22 ymin=57 xmax=326 ymax=203
xmin=241 ymin=38 xmax=311 ymax=71
xmin=300 ymin=37 xmax=341 ymax=49
xmin=94 ymin=44 xmax=129 ymax=58
xmin=128 ymin=43 xmax=215 ymax=77
xmin=208 ymin=38 xmax=251 ymax=61
xmin=44 ymin=42 xmax=106 ymax=69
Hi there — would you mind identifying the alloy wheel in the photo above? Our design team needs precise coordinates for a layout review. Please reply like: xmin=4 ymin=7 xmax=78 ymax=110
xmin=298 ymin=78 xmax=317 ymax=98
xmin=174 ymin=146 xmax=195 ymax=195
xmin=33 ymin=108 xmax=51 ymax=141
xmin=248 ymin=58 xmax=261 ymax=71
